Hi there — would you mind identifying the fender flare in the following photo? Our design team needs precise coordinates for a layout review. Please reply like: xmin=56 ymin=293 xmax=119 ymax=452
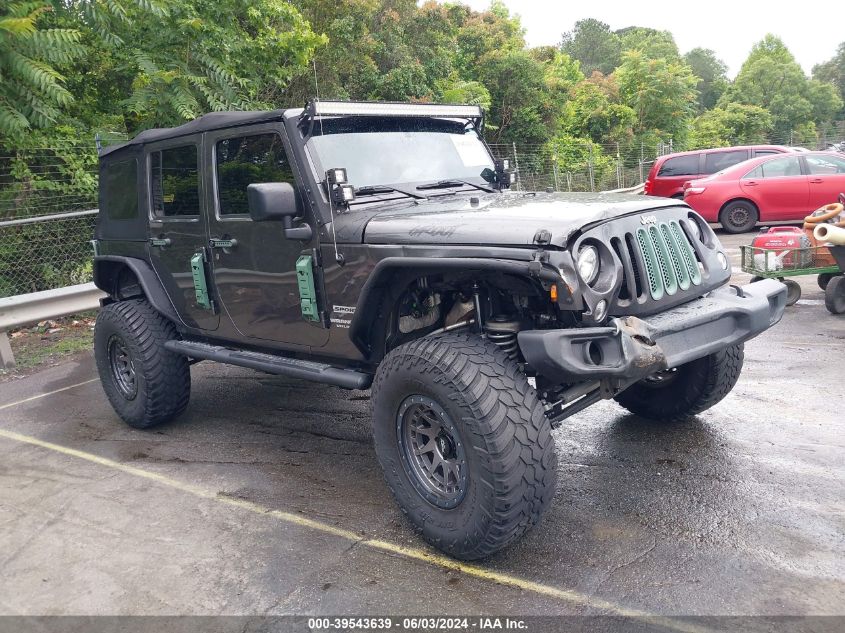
xmin=348 ymin=256 xmax=560 ymax=359
xmin=93 ymin=255 xmax=181 ymax=324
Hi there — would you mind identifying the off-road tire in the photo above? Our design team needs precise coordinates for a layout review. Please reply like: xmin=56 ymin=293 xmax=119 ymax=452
xmin=719 ymin=200 xmax=758 ymax=234
xmin=614 ymin=345 xmax=744 ymax=422
xmin=371 ymin=332 xmax=557 ymax=560
xmin=94 ymin=299 xmax=190 ymax=429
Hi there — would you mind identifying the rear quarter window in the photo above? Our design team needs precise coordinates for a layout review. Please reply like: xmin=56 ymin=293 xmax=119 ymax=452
xmin=101 ymin=159 xmax=138 ymax=221
xmin=704 ymin=150 xmax=749 ymax=174
xmin=657 ymin=154 xmax=700 ymax=177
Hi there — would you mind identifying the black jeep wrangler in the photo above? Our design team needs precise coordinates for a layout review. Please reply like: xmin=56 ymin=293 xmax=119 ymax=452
xmin=93 ymin=101 xmax=786 ymax=559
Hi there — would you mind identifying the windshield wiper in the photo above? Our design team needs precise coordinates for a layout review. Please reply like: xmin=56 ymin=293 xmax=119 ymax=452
xmin=354 ymin=184 xmax=424 ymax=199
xmin=415 ymin=179 xmax=493 ymax=192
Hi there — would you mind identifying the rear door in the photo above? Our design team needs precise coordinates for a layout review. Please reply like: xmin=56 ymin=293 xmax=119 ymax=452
xmin=804 ymin=154 xmax=845 ymax=209
xmin=740 ymin=155 xmax=809 ymax=220
xmin=146 ymin=137 xmax=219 ymax=331
xmin=204 ymin=124 xmax=328 ymax=348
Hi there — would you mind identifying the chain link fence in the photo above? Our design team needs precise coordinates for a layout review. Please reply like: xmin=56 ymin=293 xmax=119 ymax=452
xmin=0 ymin=142 xmax=101 ymax=298
xmin=1 ymin=122 xmax=844 ymax=298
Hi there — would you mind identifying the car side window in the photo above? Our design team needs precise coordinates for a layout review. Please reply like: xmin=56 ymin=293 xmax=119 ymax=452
xmin=743 ymin=166 xmax=763 ymax=179
xmin=216 ymin=133 xmax=293 ymax=215
xmin=759 ymin=156 xmax=802 ymax=178
xmin=805 ymin=155 xmax=845 ymax=175
xmin=703 ymin=150 xmax=748 ymax=174
xmin=150 ymin=145 xmax=200 ymax=217
xmin=102 ymin=159 xmax=138 ymax=220
xmin=657 ymin=154 xmax=699 ymax=177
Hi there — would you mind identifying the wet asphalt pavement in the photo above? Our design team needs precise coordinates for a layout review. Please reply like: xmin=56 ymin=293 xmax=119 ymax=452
xmin=0 ymin=232 xmax=843 ymax=621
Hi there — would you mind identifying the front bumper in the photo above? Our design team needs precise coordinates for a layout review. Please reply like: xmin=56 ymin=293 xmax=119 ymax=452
xmin=518 ymin=279 xmax=787 ymax=384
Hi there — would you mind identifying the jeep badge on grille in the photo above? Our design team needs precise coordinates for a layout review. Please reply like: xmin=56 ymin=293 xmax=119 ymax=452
xmin=640 ymin=215 xmax=657 ymax=225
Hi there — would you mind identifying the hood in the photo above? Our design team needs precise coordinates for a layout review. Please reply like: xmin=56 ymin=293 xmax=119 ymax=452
xmin=347 ymin=191 xmax=683 ymax=248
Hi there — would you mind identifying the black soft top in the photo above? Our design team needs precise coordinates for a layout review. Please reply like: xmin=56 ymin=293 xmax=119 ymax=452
xmin=100 ymin=109 xmax=287 ymax=157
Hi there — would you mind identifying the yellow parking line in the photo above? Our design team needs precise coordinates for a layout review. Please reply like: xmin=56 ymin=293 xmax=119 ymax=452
xmin=0 ymin=382 xmax=712 ymax=633
xmin=0 ymin=378 xmax=99 ymax=411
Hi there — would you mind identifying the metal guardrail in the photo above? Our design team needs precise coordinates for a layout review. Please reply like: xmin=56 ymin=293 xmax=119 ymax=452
xmin=604 ymin=183 xmax=645 ymax=195
xmin=0 ymin=282 xmax=105 ymax=369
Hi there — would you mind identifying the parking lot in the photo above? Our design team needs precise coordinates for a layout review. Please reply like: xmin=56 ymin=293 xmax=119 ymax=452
xmin=1 ymin=232 xmax=843 ymax=624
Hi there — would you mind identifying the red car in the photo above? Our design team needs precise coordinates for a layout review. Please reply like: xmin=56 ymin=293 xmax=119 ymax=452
xmin=644 ymin=145 xmax=795 ymax=199
xmin=683 ymin=152 xmax=845 ymax=233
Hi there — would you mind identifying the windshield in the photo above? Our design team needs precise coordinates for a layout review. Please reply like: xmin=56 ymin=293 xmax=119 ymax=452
xmin=306 ymin=117 xmax=494 ymax=190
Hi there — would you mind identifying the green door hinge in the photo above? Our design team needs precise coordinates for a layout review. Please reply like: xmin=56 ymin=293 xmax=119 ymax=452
xmin=190 ymin=250 xmax=213 ymax=310
xmin=296 ymin=255 xmax=320 ymax=322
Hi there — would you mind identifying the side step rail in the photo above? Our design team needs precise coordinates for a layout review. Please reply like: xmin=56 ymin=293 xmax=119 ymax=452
xmin=164 ymin=340 xmax=372 ymax=390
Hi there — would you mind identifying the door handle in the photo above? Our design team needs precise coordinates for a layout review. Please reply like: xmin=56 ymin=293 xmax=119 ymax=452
xmin=209 ymin=237 xmax=238 ymax=249
xmin=149 ymin=237 xmax=171 ymax=247
xmin=744 ymin=181 xmax=758 ymax=186
xmin=809 ymin=178 xmax=823 ymax=184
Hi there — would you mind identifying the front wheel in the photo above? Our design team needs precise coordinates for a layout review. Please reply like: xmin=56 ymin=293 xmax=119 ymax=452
xmin=371 ymin=332 xmax=557 ymax=560
xmin=720 ymin=201 xmax=759 ymax=233
xmin=614 ymin=345 xmax=744 ymax=422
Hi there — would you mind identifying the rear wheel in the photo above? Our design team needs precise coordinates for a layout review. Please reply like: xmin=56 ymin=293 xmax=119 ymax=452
xmin=720 ymin=200 xmax=759 ymax=234
xmin=94 ymin=299 xmax=190 ymax=428
xmin=371 ymin=332 xmax=557 ymax=560
xmin=825 ymin=275 xmax=845 ymax=314
xmin=818 ymin=273 xmax=835 ymax=291
xmin=614 ymin=345 xmax=744 ymax=422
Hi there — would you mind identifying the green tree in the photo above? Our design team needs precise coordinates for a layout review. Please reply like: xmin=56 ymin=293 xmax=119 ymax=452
xmin=614 ymin=50 xmax=698 ymax=141
xmin=560 ymin=18 xmax=621 ymax=76
xmin=562 ymin=73 xmax=635 ymax=144
xmin=689 ymin=103 xmax=773 ymax=148
xmin=115 ymin=0 xmax=324 ymax=129
xmin=617 ymin=27 xmax=679 ymax=60
xmin=0 ymin=2 xmax=84 ymax=136
xmin=721 ymin=35 xmax=840 ymax=141
xmin=813 ymin=42 xmax=845 ymax=117
xmin=684 ymin=48 xmax=728 ymax=112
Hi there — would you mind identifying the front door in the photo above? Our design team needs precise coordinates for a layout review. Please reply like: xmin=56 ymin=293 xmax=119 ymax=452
xmin=740 ymin=155 xmax=809 ymax=221
xmin=146 ymin=138 xmax=219 ymax=331
xmin=204 ymin=125 xmax=328 ymax=348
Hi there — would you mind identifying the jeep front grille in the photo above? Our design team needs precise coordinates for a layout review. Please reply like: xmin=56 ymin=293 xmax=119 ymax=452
xmin=612 ymin=220 xmax=702 ymax=303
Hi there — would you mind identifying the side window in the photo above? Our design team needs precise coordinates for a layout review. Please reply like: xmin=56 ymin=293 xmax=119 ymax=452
xmin=657 ymin=154 xmax=700 ymax=177
xmin=150 ymin=145 xmax=200 ymax=217
xmin=805 ymin=155 xmax=845 ymax=175
xmin=216 ymin=133 xmax=293 ymax=215
xmin=743 ymin=166 xmax=763 ymax=179
xmin=760 ymin=156 xmax=802 ymax=178
xmin=703 ymin=150 xmax=748 ymax=174
xmin=102 ymin=159 xmax=138 ymax=220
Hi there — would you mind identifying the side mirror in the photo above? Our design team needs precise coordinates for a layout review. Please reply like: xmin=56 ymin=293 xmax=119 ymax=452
xmin=247 ymin=183 xmax=312 ymax=240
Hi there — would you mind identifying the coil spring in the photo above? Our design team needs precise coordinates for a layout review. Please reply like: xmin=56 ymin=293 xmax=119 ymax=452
xmin=484 ymin=316 xmax=521 ymax=361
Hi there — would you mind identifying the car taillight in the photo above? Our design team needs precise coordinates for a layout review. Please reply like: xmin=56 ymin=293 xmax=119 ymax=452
xmin=644 ymin=180 xmax=652 ymax=194
xmin=685 ymin=186 xmax=706 ymax=196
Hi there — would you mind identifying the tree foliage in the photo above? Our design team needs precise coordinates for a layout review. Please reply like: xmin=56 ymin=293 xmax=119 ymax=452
xmin=1 ymin=5 xmax=843 ymax=178
xmin=560 ymin=19 xmax=621 ymax=76
xmin=0 ymin=2 xmax=84 ymax=136
xmin=684 ymin=48 xmax=728 ymax=112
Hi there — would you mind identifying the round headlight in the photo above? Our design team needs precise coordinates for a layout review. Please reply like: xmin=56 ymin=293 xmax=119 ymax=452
xmin=717 ymin=251 xmax=729 ymax=270
xmin=577 ymin=245 xmax=600 ymax=285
